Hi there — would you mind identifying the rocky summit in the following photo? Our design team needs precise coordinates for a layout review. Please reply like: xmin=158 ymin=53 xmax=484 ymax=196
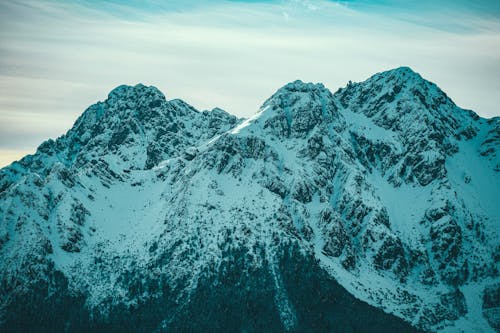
xmin=0 ymin=67 xmax=499 ymax=332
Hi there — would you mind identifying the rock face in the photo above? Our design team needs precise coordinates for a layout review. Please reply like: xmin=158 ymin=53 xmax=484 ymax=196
xmin=0 ymin=67 xmax=499 ymax=332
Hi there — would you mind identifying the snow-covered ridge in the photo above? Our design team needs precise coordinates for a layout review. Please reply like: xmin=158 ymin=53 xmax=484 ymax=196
xmin=0 ymin=67 xmax=498 ymax=332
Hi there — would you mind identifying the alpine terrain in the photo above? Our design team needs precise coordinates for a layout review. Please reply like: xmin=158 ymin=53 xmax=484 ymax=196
xmin=0 ymin=67 xmax=499 ymax=332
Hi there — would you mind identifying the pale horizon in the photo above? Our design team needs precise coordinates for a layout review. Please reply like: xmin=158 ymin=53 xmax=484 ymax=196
xmin=1 ymin=0 xmax=499 ymax=167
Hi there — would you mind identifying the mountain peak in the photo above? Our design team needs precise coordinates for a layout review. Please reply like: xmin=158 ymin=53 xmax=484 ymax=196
xmin=335 ymin=66 xmax=459 ymax=120
xmin=105 ymin=84 xmax=167 ymax=112
xmin=386 ymin=66 xmax=416 ymax=75
xmin=67 ymin=84 xmax=168 ymax=143
xmin=107 ymin=83 xmax=166 ymax=102
xmin=277 ymin=79 xmax=327 ymax=94
xmin=9 ymin=84 xmax=240 ymax=173
xmin=248 ymin=80 xmax=341 ymax=138
xmin=370 ymin=66 xmax=425 ymax=86
xmin=264 ymin=80 xmax=333 ymax=105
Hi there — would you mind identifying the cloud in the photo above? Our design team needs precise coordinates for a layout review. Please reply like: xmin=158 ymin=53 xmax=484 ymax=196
xmin=0 ymin=0 xmax=499 ymax=166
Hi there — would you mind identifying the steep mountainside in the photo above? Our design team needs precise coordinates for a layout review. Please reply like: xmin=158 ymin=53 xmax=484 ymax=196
xmin=0 ymin=67 xmax=498 ymax=332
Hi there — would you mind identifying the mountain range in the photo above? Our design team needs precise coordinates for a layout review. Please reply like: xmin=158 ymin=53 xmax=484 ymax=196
xmin=0 ymin=67 xmax=499 ymax=332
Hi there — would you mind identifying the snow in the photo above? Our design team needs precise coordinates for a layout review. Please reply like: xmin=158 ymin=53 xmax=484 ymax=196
xmin=230 ymin=105 xmax=270 ymax=134
xmin=1 ymin=69 xmax=499 ymax=332
xmin=446 ymin=119 xmax=500 ymax=237
xmin=365 ymin=170 xmax=431 ymax=247
xmin=343 ymin=107 xmax=401 ymax=150
xmin=444 ymin=280 xmax=497 ymax=333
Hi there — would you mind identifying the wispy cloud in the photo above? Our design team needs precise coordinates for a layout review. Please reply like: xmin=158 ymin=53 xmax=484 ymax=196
xmin=0 ymin=0 xmax=499 ymax=166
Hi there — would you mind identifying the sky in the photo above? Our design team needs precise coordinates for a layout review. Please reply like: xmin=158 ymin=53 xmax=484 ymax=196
xmin=0 ymin=0 xmax=499 ymax=167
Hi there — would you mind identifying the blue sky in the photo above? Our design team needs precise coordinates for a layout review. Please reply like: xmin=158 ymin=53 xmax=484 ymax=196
xmin=0 ymin=0 xmax=499 ymax=166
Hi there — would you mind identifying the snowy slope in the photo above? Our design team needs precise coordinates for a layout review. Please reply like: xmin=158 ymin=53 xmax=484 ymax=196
xmin=0 ymin=68 xmax=498 ymax=332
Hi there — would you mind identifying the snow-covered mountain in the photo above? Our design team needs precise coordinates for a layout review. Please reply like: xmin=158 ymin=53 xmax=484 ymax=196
xmin=0 ymin=67 xmax=498 ymax=332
